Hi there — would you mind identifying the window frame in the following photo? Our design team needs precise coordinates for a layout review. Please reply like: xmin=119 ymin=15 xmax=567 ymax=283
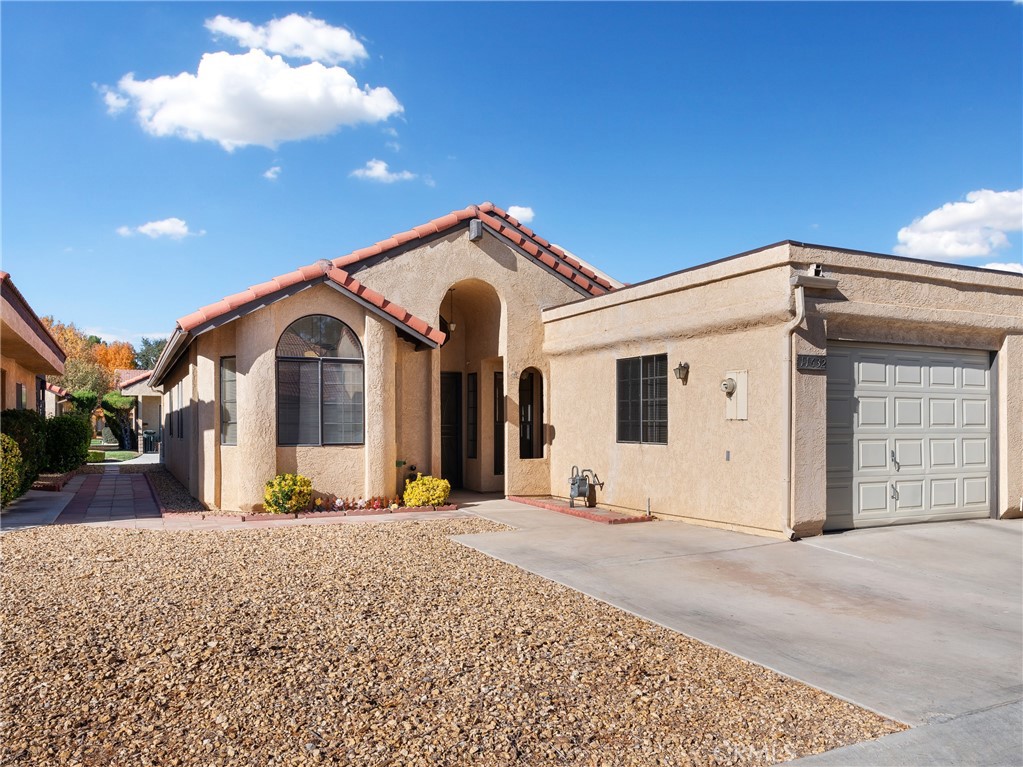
xmin=220 ymin=356 xmax=238 ymax=446
xmin=275 ymin=315 xmax=365 ymax=447
xmin=616 ymin=353 xmax=668 ymax=445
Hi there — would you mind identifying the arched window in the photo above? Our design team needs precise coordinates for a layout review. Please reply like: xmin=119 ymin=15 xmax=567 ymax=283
xmin=276 ymin=315 xmax=364 ymax=446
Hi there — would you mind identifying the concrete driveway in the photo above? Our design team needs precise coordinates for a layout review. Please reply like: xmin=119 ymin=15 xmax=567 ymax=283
xmin=454 ymin=502 xmax=1022 ymax=766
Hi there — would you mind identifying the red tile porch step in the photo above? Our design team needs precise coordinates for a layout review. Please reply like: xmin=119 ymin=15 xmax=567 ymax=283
xmin=506 ymin=496 xmax=654 ymax=525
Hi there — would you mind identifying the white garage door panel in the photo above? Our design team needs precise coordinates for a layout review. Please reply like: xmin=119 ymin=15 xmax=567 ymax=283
xmin=826 ymin=344 xmax=992 ymax=530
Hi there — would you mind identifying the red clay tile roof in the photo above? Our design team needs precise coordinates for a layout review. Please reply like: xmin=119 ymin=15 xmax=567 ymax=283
xmin=119 ymin=370 xmax=154 ymax=389
xmin=174 ymin=202 xmax=614 ymax=342
xmin=177 ymin=261 xmax=446 ymax=346
xmin=332 ymin=202 xmax=616 ymax=295
xmin=45 ymin=382 xmax=70 ymax=398
xmin=162 ymin=203 xmax=615 ymax=383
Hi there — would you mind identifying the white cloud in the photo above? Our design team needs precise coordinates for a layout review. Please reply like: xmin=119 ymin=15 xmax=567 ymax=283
xmin=979 ymin=261 xmax=1023 ymax=274
xmin=102 ymin=88 xmax=129 ymax=114
xmin=205 ymin=14 xmax=367 ymax=65
xmin=106 ymin=49 xmax=402 ymax=151
xmin=350 ymin=159 xmax=416 ymax=183
xmin=117 ymin=218 xmax=201 ymax=240
xmin=263 ymin=165 xmax=282 ymax=180
xmin=507 ymin=205 xmax=535 ymax=224
xmin=894 ymin=189 xmax=1023 ymax=260
xmin=385 ymin=141 xmax=400 ymax=152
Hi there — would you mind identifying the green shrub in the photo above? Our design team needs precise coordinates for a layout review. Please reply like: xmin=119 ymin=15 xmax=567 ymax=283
xmin=0 ymin=409 xmax=46 ymax=492
xmin=69 ymin=389 xmax=99 ymax=415
xmin=263 ymin=473 xmax=313 ymax=514
xmin=45 ymin=414 xmax=92 ymax=473
xmin=87 ymin=450 xmax=105 ymax=463
xmin=1 ymin=433 xmax=24 ymax=506
xmin=403 ymin=473 xmax=451 ymax=507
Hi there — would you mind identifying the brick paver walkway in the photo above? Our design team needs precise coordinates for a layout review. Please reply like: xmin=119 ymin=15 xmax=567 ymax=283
xmin=55 ymin=471 xmax=160 ymax=525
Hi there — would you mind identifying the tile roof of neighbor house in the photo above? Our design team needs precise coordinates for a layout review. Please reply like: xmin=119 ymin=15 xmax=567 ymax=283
xmin=0 ymin=271 xmax=67 ymax=364
xmin=118 ymin=370 xmax=154 ymax=389
xmin=45 ymin=382 xmax=70 ymax=398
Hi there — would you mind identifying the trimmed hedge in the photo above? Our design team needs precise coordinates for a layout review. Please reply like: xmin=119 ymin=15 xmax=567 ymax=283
xmin=1 ymin=409 xmax=46 ymax=493
xmin=45 ymin=414 xmax=92 ymax=473
xmin=1 ymin=433 xmax=23 ymax=506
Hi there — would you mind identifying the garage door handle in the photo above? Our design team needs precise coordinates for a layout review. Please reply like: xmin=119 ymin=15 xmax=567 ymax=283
xmin=891 ymin=449 xmax=900 ymax=472
xmin=890 ymin=483 xmax=899 ymax=500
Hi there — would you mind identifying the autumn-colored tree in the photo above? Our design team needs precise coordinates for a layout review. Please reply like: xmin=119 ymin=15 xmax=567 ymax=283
xmin=94 ymin=341 xmax=136 ymax=375
xmin=40 ymin=317 xmax=114 ymax=395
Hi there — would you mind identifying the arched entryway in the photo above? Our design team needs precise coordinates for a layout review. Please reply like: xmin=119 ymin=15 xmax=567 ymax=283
xmin=438 ymin=279 xmax=504 ymax=492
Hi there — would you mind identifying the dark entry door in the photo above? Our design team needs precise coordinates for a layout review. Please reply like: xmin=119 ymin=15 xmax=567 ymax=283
xmin=440 ymin=372 xmax=463 ymax=488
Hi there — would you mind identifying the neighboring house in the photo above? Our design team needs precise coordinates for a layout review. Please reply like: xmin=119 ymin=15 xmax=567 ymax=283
xmin=150 ymin=203 xmax=1022 ymax=537
xmin=43 ymin=382 xmax=71 ymax=417
xmin=0 ymin=271 xmax=66 ymax=414
xmin=118 ymin=370 xmax=162 ymax=453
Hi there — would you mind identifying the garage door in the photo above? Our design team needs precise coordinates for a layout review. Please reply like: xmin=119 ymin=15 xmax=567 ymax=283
xmin=826 ymin=343 xmax=992 ymax=530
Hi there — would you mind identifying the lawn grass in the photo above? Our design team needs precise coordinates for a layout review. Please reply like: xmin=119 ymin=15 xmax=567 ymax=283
xmin=87 ymin=450 xmax=139 ymax=463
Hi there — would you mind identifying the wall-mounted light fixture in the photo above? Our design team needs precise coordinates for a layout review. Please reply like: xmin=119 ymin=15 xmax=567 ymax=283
xmin=673 ymin=361 xmax=690 ymax=385
xmin=446 ymin=288 xmax=457 ymax=332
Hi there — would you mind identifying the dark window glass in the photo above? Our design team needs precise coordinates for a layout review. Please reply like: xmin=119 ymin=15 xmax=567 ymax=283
xmin=276 ymin=316 xmax=364 ymax=446
xmin=617 ymin=354 xmax=667 ymax=444
xmin=220 ymin=357 xmax=238 ymax=445
xmin=466 ymin=373 xmax=478 ymax=459
xmin=494 ymin=372 xmax=504 ymax=476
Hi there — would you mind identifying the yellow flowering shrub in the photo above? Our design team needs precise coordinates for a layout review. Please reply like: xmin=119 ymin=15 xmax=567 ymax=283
xmin=402 ymin=473 xmax=451 ymax=507
xmin=263 ymin=473 xmax=313 ymax=514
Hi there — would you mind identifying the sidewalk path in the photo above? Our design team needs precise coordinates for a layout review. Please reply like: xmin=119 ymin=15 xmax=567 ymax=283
xmin=54 ymin=471 xmax=160 ymax=525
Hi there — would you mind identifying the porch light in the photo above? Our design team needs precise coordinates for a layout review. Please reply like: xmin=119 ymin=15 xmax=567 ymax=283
xmin=674 ymin=362 xmax=690 ymax=385
xmin=446 ymin=288 xmax=457 ymax=332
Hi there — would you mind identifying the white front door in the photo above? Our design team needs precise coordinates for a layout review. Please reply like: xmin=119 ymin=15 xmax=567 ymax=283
xmin=826 ymin=343 xmax=992 ymax=530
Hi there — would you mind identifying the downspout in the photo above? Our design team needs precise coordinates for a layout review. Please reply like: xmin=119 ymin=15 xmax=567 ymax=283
xmin=782 ymin=271 xmax=840 ymax=540
xmin=780 ymin=281 xmax=806 ymax=541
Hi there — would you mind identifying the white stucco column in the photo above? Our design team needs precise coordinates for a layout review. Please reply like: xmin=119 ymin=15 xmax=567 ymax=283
xmin=364 ymin=315 xmax=397 ymax=498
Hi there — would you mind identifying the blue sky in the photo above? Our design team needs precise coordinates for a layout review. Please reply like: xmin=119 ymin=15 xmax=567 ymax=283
xmin=3 ymin=2 xmax=1021 ymax=346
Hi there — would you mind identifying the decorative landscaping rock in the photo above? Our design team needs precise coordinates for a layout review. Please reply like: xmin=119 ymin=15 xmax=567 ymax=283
xmin=1 ymin=520 xmax=904 ymax=765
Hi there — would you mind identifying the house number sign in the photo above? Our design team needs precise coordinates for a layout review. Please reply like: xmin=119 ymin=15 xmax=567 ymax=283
xmin=796 ymin=354 xmax=827 ymax=371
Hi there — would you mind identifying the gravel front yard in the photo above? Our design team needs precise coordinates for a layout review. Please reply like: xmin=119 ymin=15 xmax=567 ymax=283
xmin=1 ymin=520 xmax=903 ymax=766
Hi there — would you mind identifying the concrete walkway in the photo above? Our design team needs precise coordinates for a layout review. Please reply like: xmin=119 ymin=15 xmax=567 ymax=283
xmin=454 ymin=509 xmax=1023 ymax=766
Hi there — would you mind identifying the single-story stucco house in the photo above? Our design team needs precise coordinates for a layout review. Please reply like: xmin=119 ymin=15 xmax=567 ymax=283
xmin=1 ymin=271 xmax=66 ymax=415
xmin=118 ymin=370 xmax=162 ymax=454
xmin=150 ymin=203 xmax=1022 ymax=538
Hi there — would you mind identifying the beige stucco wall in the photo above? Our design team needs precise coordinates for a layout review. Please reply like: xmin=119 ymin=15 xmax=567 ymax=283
xmin=544 ymin=242 xmax=1023 ymax=536
xmin=356 ymin=230 xmax=581 ymax=496
xmin=167 ymin=227 xmax=588 ymax=510
xmin=0 ymin=359 xmax=40 ymax=411
xmin=161 ymin=356 xmax=192 ymax=492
